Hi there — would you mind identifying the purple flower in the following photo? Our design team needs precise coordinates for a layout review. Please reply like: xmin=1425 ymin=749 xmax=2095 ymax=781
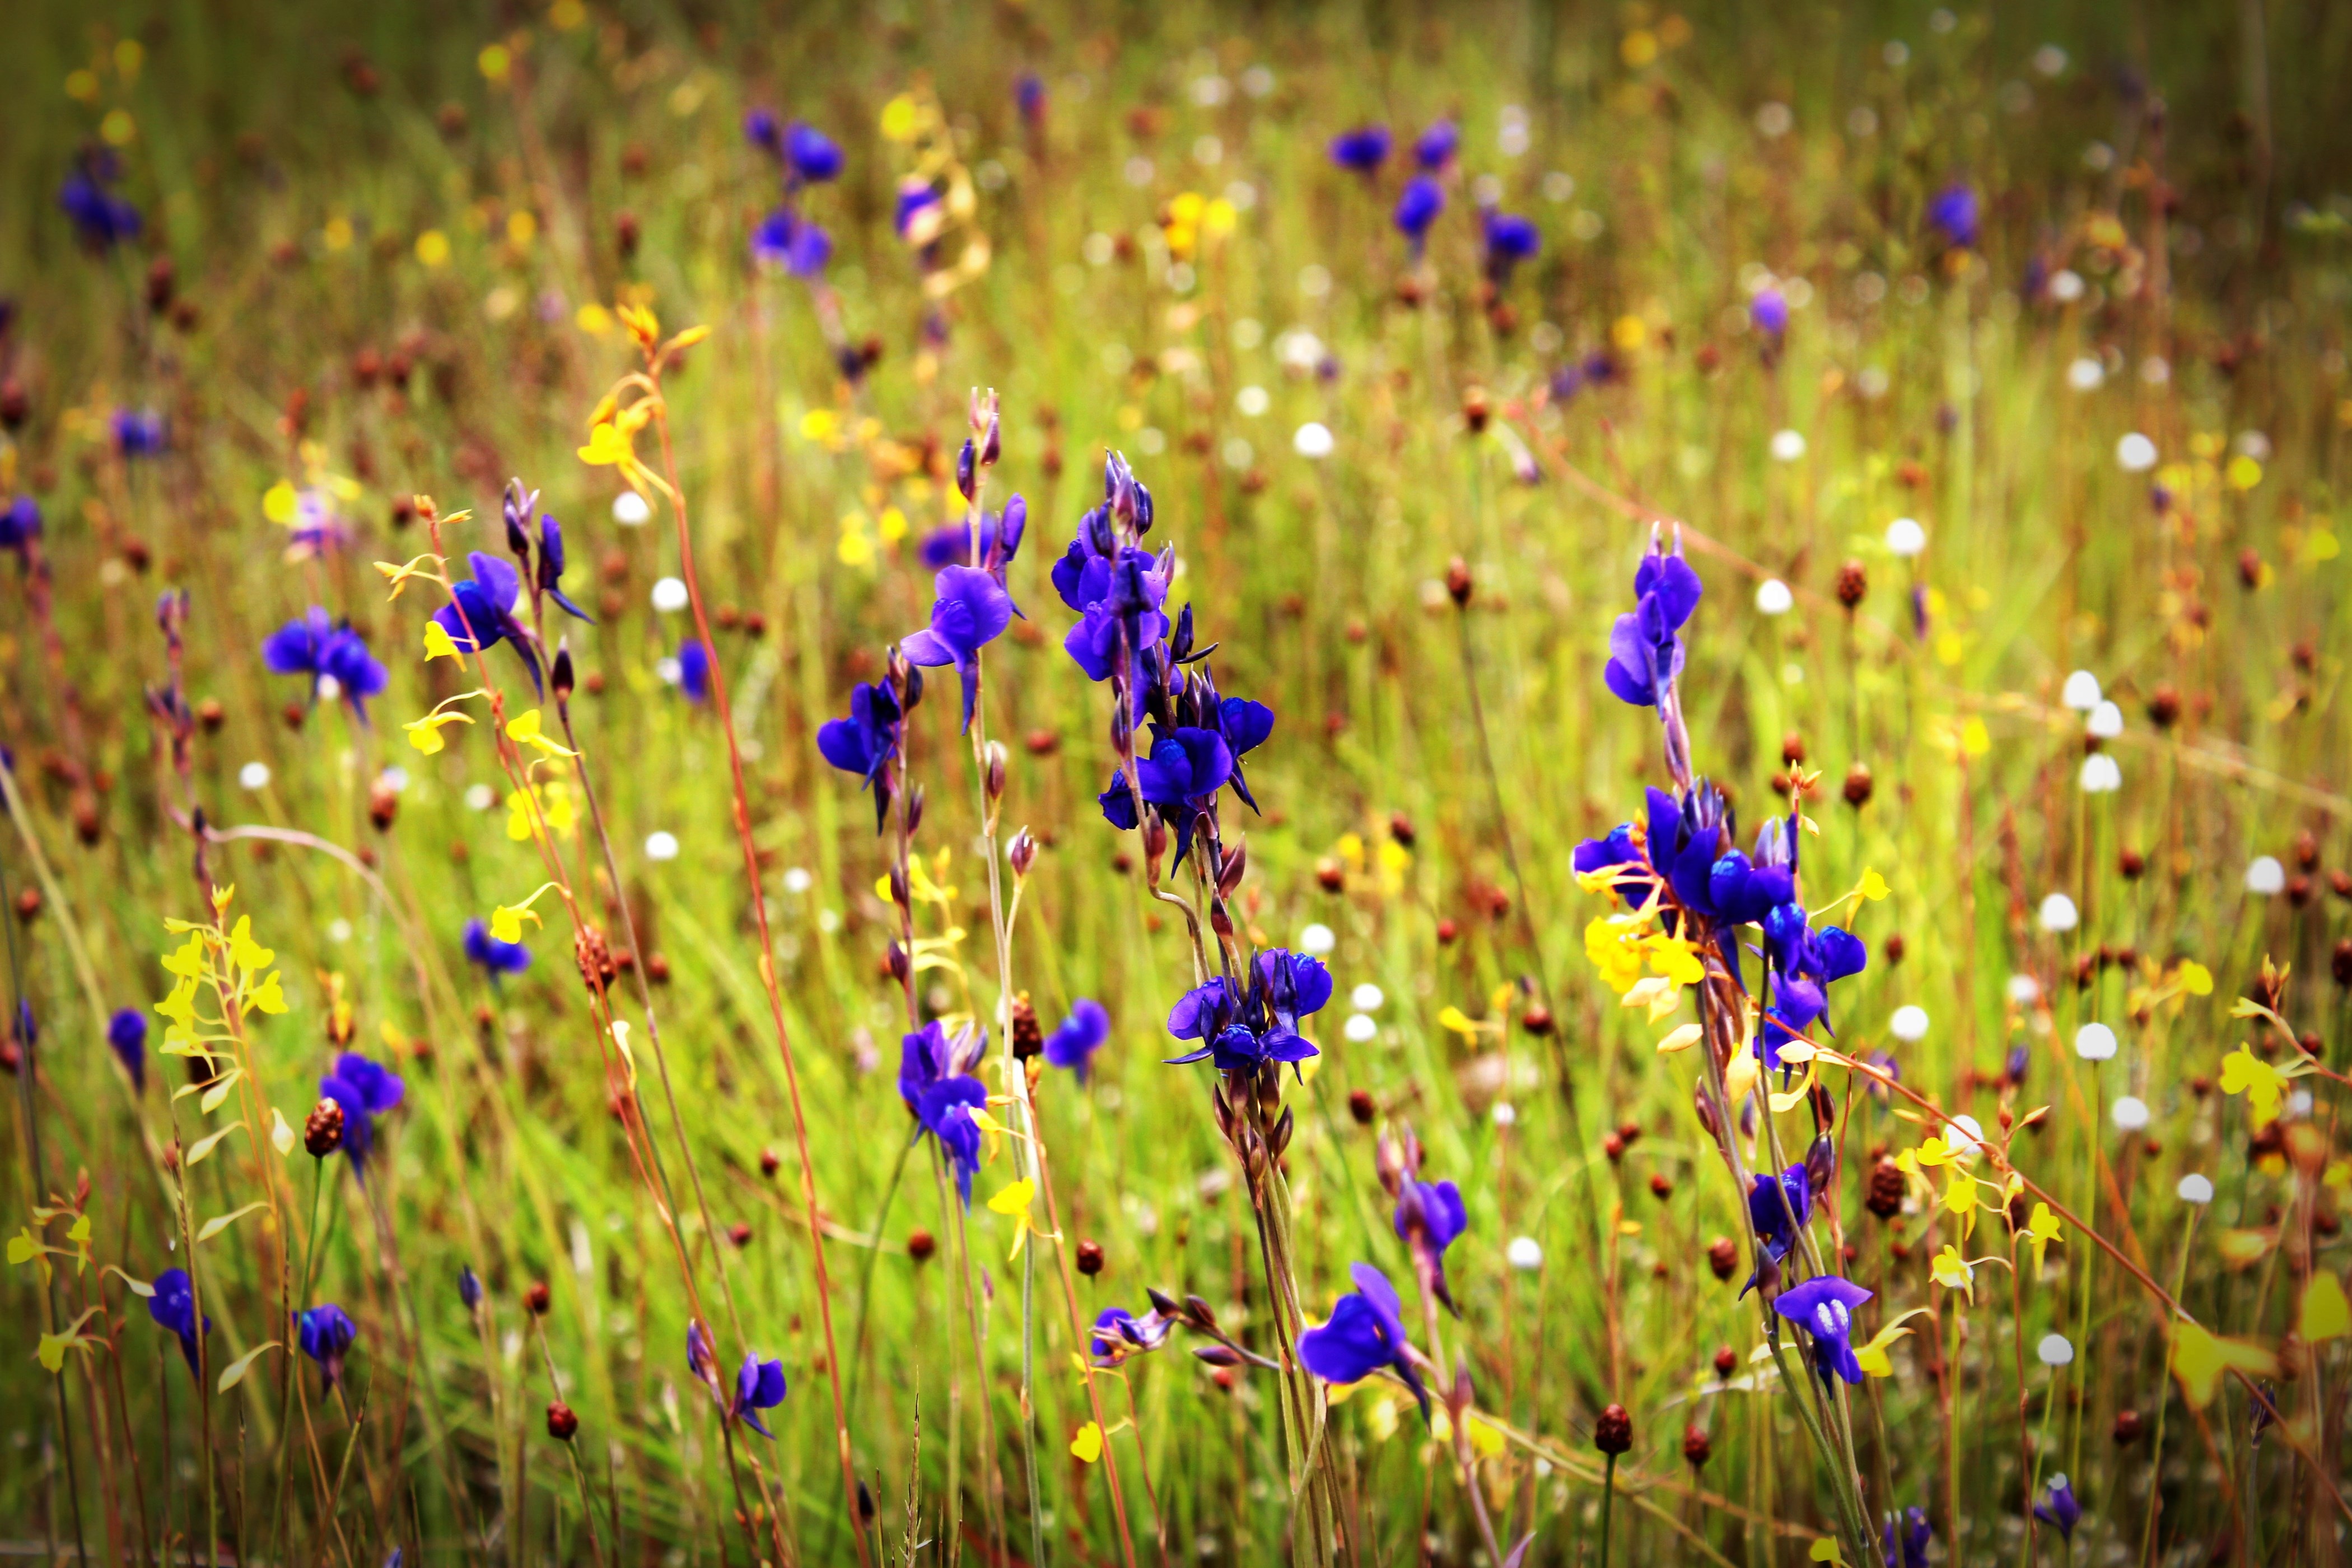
xmin=1299 ymin=1262 xmax=1427 ymax=1417
xmin=732 ymin=1353 xmax=788 ymax=1437
xmin=108 ymin=1007 xmax=147 ymax=1091
xmin=1393 ymin=1178 xmax=1467 ymax=1312
xmin=262 ymin=608 xmax=390 ymax=720
xmin=459 ymin=1266 xmax=483 ymax=1310
xmin=744 ymin=109 xmax=783 ymax=156
xmin=895 ymin=179 xmax=945 ymax=246
xmin=294 ymin=1302 xmax=359 ymax=1392
xmin=150 ymin=1267 xmax=209 ymax=1373
xmin=1 ymin=496 xmax=43 ymax=558
xmin=1883 ymin=1507 xmax=1931 ymax=1568
xmin=817 ymin=679 xmax=906 ymax=833
xmin=900 ymin=565 xmax=1016 ymax=732
xmin=1751 ymin=288 xmax=1788 ymax=338
xmin=785 ymin=124 xmax=843 ymax=184
xmin=2032 ymin=1474 xmax=2080 ymax=1540
xmin=679 ymin=638 xmax=711 ymax=703
xmin=1328 ymin=124 xmax=1392 ymax=174
xmin=752 ymin=208 xmax=832 ymax=278
xmin=1603 ymin=539 xmax=1703 ymax=708
xmin=1044 ymin=999 xmax=1110 ymax=1080
xmin=1413 ymin=119 xmax=1459 ymax=170
xmin=1771 ymin=1274 xmax=1873 ymax=1386
xmin=1162 ymin=951 xmax=1328 ymax=1073
xmin=1016 ymin=74 xmax=1047 ymax=124
xmin=1928 ymin=184 xmax=1980 ymax=250
xmin=1742 ymin=1161 xmax=1811 ymax=1295
xmin=1394 ymin=176 xmax=1444 ymax=247
xmin=900 ymin=1021 xmax=988 ymax=1203
xmin=432 ymin=552 xmax=542 ymax=692
xmin=917 ymin=496 xmax=1027 ymax=588
xmin=1089 ymin=1305 xmax=1174 ymax=1366
xmin=320 ymin=1051 xmax=405 ymax=1177
xmin=113 ymin=410 xmax=167 ymax=457
xmin=60 ymin=158 xmax=142 ymax=250
xmin=1482 ymin=212 xmax=1541 ymax=283
xmin=535 ymin=517 xmax=592 ymax=623
xmin=464 ymin=917 xmax=531 ymax=977
xmin=1102 ymin=726 xmax=1232 ymax=865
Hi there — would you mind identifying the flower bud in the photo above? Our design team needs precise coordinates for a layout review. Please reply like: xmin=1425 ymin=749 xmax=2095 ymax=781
xmin=552 ymin=644 xmax=575 ymax=704
xmin=546 ymin=1399 xmax=578 ymax=1441
xmin=1347 ymin=1088 xmax=1375 ymax=1125
xmin=368 ymin=779 xmax=399 ymax=832
xmin=1142 ymin=809 xmax=1168 ymax=869
xmin=1706 ymin=1236 xmax=1737 ymax=1281
xmin=1008 ymin=828 xmax=1037 ymax=877
xmin=1075 ymin=1239 xmax=1105 ymax=1276
xmin=1215 ymin=840 xmax=1248 ymax=898
xmin=904 ymin=785 xmax=926 ymax=838
xmin=956 ymin=439 xmax=977 ymax=500
xmin=1445 ymin=556 xmax=1473 ymax=608
xmin=1593 ymin=1403 xmax=1632 ymax=1456
xmin=1803 ymin=1132 xmax=1836 ymax=1199
xmin=524 ymin=1280 xmax=551 ymax=1315
xmin=305 ymin=1099 xmax=346 ymax=1157
xmin=1010 ymin=993 xmax=1043 ymax=1060
xmin=1835 ymin=559 xmax=1868 ymax=609
xmin=1842 ymin=763 xmax=1874 ymax=808
xmin=981 ymin=414 xmax=1001 ymax=468
xmin=2113 ymin=1409 xmax=2145 ymax=1446
xmin=984 ymin=740 xmax=1008 ymax=801
xmin=1712 ymin=1345 xmax=1738 ymax=1376
xmin=907 ymin=1229 xmax=936 ymax=1262
xmin=1682 ymin=1422 xmax=1711 ymax=1468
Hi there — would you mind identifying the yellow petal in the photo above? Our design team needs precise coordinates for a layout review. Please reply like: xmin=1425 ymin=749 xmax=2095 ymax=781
xmin=2300 ymin=1273 xmax=2351 ymax=1343
xmin=263 ymin=481 xmax=298 ymax=526
xmin=247 ymin=972 xmax=288 ymax=1016
xmin=423 ymin=620 xmax=463 ymax=661
xmin=2171 ymin=1321 xmax=2276 ymax=1408
xmin=1656 ymin=1023 xmax=1704 ymax=1054
xmin=1858 ymin=868 xmax=1889 ymax=902
xmin=988 ymin=1179 xmax=1036 ymax=1217
xmin=1068 ymin=1422 xmax=1103 ymax=1464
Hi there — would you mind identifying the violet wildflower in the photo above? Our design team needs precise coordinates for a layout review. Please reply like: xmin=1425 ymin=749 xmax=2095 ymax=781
xmin=149 ymin=1267 xmax=209 ymax=1373
xmin=918 ymin=496 xmax=1028 ymax=587
xmin=59 ymin=154 xmax=142 ymax=250
xmin=1 ymin=496 xmax=42 ymax=559
xmin=1299 ymin=1262 xmax=1429 ymax=1418
xmin=459 ymin=1266 xmax=483 ymax=1310
xmin=1927 ymin=183 xmax=1980 ymax=250
xmin=1740 ymin=1161 xmax=1810 ymax=1295
xmin=433 ymin=552 xmax=544 ymax=692
xmin=895 ymin=178 xmax=946 ymax=247
xmin=1481 ymin=212 xmax=1541 ymax=283
xmin=1771 ymin=1274 xmax=1873 ymax=1386
xmin=752 ymin=208 xmax=833 ymax=278
xmin=686 ymin=1320 xmax=716 ymax=1384
xmin=732 ymin=1354 xmax=788 ymax=1436
xmin=785 ymin=124 xmax=843 ymax=183
xmin=1413 ymin=119 xmax=1459 ymax=170
xmin=2032 ymin=1474 xmax=2080 ymax=1540
xmin=262 ymin=608 xmax=390 ymax=720
xmin=1163 ymin=949 xmax=1329 ymax=1072
xmin=1016 ymin=73 xmax=1047 ymax=125
xmin=1602 ymin=539 xmax=1703 ymax=708
xmin=1044 ymin=998 xmax=1111 ymax=1081
xmin=679 ymin=638 xmax=711 ymax=703
xmin=1882 ymin=1507 xmax=1931 ymax=1568
xmin=816 ymin=677 xmax=909 ymax=833
xmin=1089 ymin=1305 xmax=1175 ymax=1367
xmin=108 ymin=1007 xmax=147 ymax=1091
xmin=1751 ymin=288 xmax=1789 ymax=339
xmin=1394 ymin=176 xmax=1445 ymax=249
xmin=295 ymin=1303 xmax=359 ymax=1392
xmin=899 ymin=565 xmax=1016 ymax=732
xmin=900 ymin=1020 xmax=989 ymax=1203
xmin=463 ymin=917 xmax=531 ymax=977
xmin=319 ymin=1051 xmax=405 ymax=1177
xmin=1101 ymin=726 xmax=1233 ymax=864
xmin=1328 ymin=123 xmax=1392 ymax=174
xmin=1393 ymin=1175 xmax=1468 ymax=1313
xmin=113 ymin=410 xmax=167 ymax=457
xmin=744 ymin=109 xmax=784 ymax=157
xmin=535 ymin=516 xmax=593 ymax=623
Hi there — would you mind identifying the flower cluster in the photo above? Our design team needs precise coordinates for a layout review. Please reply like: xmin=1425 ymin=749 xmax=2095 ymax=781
xmin=899 ymin=1019 xmax=988 ymax=1202
xmin=319 ymin=1051 xmax=405 ymax=1178
xmin=262 ymin=609 xmax=389 ymax=720
xmin=746 ymin=110 xmax=839 ymax=278
xmin=1163 ymin=949 xmax=1332 ymax=1073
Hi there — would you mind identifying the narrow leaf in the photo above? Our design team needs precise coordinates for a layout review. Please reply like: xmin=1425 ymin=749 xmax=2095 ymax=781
xmin=197 ymin=1201 xmax=269 ymax=1244
xmin=187 ymin=1121 xmax=246 ymax=1167
xmin=217 ymin=1340 xmax=281 ymax=1394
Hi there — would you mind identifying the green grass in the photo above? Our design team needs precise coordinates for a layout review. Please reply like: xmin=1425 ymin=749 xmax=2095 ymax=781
xmin=4 ymin=2 xmax=2352 ymax=1564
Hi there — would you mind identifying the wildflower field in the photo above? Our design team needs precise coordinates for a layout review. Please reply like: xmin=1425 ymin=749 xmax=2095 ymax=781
xmin=8 ymin=2 xmax=2352 ymax=1563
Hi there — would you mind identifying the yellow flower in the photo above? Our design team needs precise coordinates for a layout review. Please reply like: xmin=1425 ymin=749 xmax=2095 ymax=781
xmin=226 ymin=916 xmax=273 ymax=976
xmin=1851 ymin=1308 xmax=1933 ymax=1377
xmin=161 ymin=931 xmax=208 ymax=982
xmin=618 ymin=302 xmax=661 ymax=351
xmin=505 ymin=708 xmax=578 ymax=758
xmin=245 ymin=971 xmax=288 ymax=1016
xmin=423 ymin=620 xmax=464 ymax=662
xmin=1584 ymin=916 xmax=1644 ymax=994
xmin=1930 ymin=1244 xmax=1973 ymax=1298
xmin=415 ymin=230 xmax=451 ymax=268
xmin=987 ymin=1178 xmax=1049 ymax=1259
xmin=1069 ymin=1421 xmax=1103 ymax=1463
xmin=489 ymin=883 xmax=559 ymax=944
xmin=1642 ymin=931 xmax=1706 ymax=985
xmin=2170 ymin=1320 xmax=2276 ymax=1408
xmin=2219 ymin=1044 xmax=2288 ymax=1127
xmin=2024 ymin=1202 xmax=2063 ymax=1274
xmin=404 ymin=710 xmax=472 ymax=754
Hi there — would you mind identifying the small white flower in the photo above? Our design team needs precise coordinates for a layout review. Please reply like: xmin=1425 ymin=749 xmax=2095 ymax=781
xmin=379 ymin=767 xmax=410 ymax=792
xmin=1506 ymin=1236 xmax=1544 ymax=1271
xmin=651 ymin=576 xmax=690 ymax=613
xmin=1292 ymin=422 xmax=1334 ymax=459
xmin=2078 ymin=754 xmax=2121 ymax=794
xmin=2050 ymin=269 xmax=2085 ymax=303
xmin=1343 ymin=1013 xmax=1378 ymax=1043
xmin=781 ymin=867 xmax=813 ymax=895
xmin=239 ymin=762 xmax=272 ymax=791
xmin=2074 ymin=1023 xmax=2117 ymax=1061
xmin=1299 ymin=922 xmax=1336 ymax=956
xmin=644 ymin=830 xmax=680 ymax=862
xmin=2177 ymin=1173 xmax=2215 ymax=1205
xmin=2065 ymin=354 xmax=2103 ymax=390
xmin=2245 ymin=856 xmax=2286 ymax=895
xmin=464 ymin=783 xmax=497 ymax=811
xmin=2037 ymin=893 xmax=2079 ymax=932
xmin=1491 ymin=1101 xmax=1518 ymax=1126
xmin=2110 ymin=1095 xmax=2150 ymax=1132
xmin=1889 ymin=1005 xmax=1930 ymax=1042
xmin=316 ymin=674 xmax=343 ymax=702
xmin=1235 ymin=385 xmax=1271 ymax=417
xmin=2087 ymin=701 xmax=2124 ymax=739
xmin=656 ymin=656 xmax=684 ymax=686
xmin=1350 ymin=983 xmax=1385 ymax=1012
xmin=2116 ymin=432 xmax=2158 ymax=472
xmin=613 ymin=491 xmax=652 ymax=526
xmin=2060 ymin=670 xmax=2102 ymax=710
xmin=326 ymin=918 xmax=353 ymax=944
xmin=2006 ymin=973 xmax=2042 ymax=1005
xmin=2033 ymin=44 xmax=2069 ymax=77
xmin=1884 ymin=517 xmax=1927 ymax=557
xmin=1756 ymin=578 xmax=1795 ymax=615
xmin=2036 ymin=1333 xmax=2076 ymax=1367
xmin=1945 ymin=1114 xmax=1985 ymax=1158
xmin=1768 ymin=428 xmax=1808 ymax=463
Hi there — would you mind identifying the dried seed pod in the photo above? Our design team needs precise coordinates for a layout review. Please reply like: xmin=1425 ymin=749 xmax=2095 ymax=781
xmin=1866 ymin=1157 xmax=1905 ymax=1219
xmin=907 ymin=1229 xmax=936 ymax=1262
xmin=546 ymin=1399 xmax=578 ymax=1441
xmin=1682 ymin=1423 xmax=1712 ymax=1468
xmin=1706 ymin=1236 xmax=1737 ymax=1281
xmin=1010 ymin=993 xmax=1044 ymax=1060
xmin=524 ymin=1280 xmax=552 ymax=1315
xmin=305 ymin=1099 xmax=346 ymax=1157
xmin=1075 ymin=1239 xmax=1105 ymax=1276
xmin=1445 ymin=557 xmax=1474 ymax=608
xmin=1842 ymin=763 xmax=1874 ymax=808
xmin=1834 ymin=559 xmax=1868 ymax=609
xmin=1593 ymin=1403 xmax=1632 ymax=1456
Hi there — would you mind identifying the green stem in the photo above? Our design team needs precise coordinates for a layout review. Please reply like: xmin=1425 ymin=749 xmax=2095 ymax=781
xmin=1600 ymin=1452 xmax=1617 ymax=1568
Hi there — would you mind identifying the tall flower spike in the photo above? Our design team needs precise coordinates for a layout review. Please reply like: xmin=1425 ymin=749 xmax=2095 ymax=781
xmin=433 ymin=553 xmax=544 ymax=694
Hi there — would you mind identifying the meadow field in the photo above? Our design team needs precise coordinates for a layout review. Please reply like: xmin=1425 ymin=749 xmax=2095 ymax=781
xmin=5 ymin=2 xmax=2352 ymax=1563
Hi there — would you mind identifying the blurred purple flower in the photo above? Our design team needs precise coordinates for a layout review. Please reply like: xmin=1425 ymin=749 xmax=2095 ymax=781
xmin=752 ymin=208 xmax=833 ymax=278
xmin=150 ymin=1267 xmax=209 ymax=1373
xmin=817 ymin=678 xmax=906 ymax=833
xmin=60 ymin=156 xmax=142 ymax=250
xmin=113 ymin=410 xmax=167 ymax=457
xmin=1751 ymin=288 xmax=1788 ymax=337
xmin=1482 ymin=212 xmax=1540 ymax=283
xmin=108 ymin=1007 xmax=147 ymax=1091
xmin=320 ymin=1051 xmax=406 ymax=1177
xmin=464 ymin=917 xmax=531 ymax=977
xmin=262 ymin=608 xmax=389 ymax=720
xmin=1413 ymin=119 xmax=1459 ymax=170
xmin=679 ymin=638 xmax=711 ymax=703
xmin=1393 ymin=1177 xmax=1467 ymax=1313
xmin=294 ymin=1302 xmax=358 ymax=1391
xmin=2 ymin=496 xmax=43 ymax=558
xmin=1328 ymin=124 xmax=1392 ymax=174
xmin=1394 ymin=176 xmax=1444 ymax=248
xmin=1044 ymin=998 xmax=1110 ymax=1080
xmin=1928 ymin=184 xmax=1980 ymax=249
xmin=785 ymin=124 xmax=843 ymax=183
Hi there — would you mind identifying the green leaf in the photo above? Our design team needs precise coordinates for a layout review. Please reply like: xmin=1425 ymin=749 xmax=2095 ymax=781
xmin=217 ymin=1340 xmax=280 ymax=1394
xmin=196 ymin=1201 xmax=268 ymax=1244
xmin=186 ymin=1121 xmax=246 ymax=1167
xmin=199 ymin=1068 xmax=244 ymax=1116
